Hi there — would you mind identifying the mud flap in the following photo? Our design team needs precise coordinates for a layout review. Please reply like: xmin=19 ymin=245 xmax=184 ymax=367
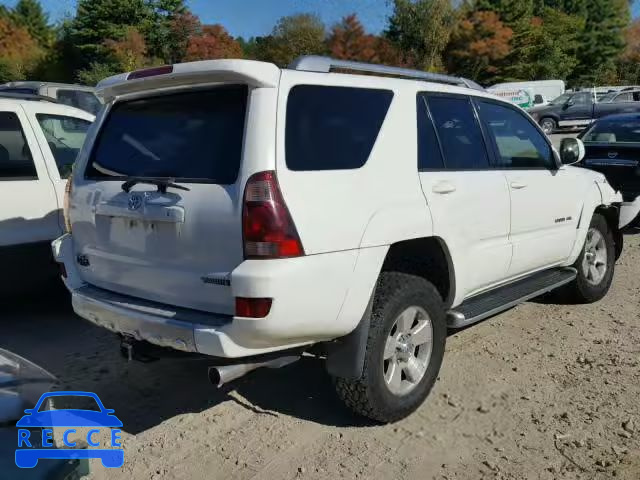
xmin=619 ymin=196 xmax=640 ymax=229
xmin=325 ymin=297 xmax=373 ymax=380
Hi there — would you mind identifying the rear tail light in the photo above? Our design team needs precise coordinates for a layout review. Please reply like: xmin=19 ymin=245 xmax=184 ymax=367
xmin=235 ymin=297 xmax=272 ymax=318
xmin=242 ymin=171 xmax=304 ymax=259
xmin=63 ymin=177 xmax=72 ymax=233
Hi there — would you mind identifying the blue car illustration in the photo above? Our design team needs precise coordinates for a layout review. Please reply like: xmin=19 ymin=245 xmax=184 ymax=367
xmin=15 ymin=391 xmax=124 ymax=468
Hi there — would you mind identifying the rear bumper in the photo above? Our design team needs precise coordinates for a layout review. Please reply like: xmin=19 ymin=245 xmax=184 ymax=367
xmin=52 ymin=234 xmax=364 ymax=359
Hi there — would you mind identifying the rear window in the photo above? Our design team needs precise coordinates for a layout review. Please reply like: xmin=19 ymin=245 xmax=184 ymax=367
xmin=86 ymin=86 xmax=248 ymax=184
xmin=285 ymin=85 xmax=393 ymax=171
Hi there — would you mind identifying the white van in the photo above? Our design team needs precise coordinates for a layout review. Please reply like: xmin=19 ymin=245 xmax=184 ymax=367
xmin=489 ymin=80 xmax=565 ymax=107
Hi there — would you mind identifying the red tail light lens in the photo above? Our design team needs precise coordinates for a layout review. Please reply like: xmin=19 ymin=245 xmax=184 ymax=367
xmin=242 ymin=171 xmax=304 ymax=259
xmin=235 ymin=297 xmax=272 ymax=318
xmin=128 ymin=65 xmax=174 ymax=80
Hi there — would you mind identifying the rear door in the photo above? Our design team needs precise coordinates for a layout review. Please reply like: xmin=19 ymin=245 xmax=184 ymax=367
xmin=417 ymin=93 xmax=512 ymax=299
xmin=71 ymin=85 xmax=268 ymax=314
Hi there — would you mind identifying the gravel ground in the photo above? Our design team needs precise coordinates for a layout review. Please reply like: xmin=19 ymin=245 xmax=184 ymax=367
xmin=2 ymin=230 xmax=639 ymax=480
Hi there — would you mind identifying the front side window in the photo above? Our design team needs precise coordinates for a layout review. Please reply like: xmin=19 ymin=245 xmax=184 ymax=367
xmin=571 ymin=92 xmax=592 ymax=105
xmin=426 ymin=95 xmax=489 ymax=169
xmin=87 ymin=86 xmax=248 ymax=184
xmin=286 ymin=85 xmax=393 ymax=171
xmin=0 ymin=112 xmax=36 ymax=180
xmin=582 ymin=118 xmax=640 ymax=143
xmin=477 ymin=100 xmax=554 ymax=169
xmin=36 ymin=114 xmax=92 ymax=179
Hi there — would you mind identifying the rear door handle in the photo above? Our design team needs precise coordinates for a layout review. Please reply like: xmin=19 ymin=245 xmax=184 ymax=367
xmin=432 ymin=181 xmax=456 ymax=195
xmin=510 ymin=181 xmax=527 ymax=190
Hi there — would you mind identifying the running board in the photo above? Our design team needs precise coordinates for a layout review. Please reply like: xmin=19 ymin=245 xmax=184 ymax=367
xmin=447 ymin=267 xmax=577 ymax=329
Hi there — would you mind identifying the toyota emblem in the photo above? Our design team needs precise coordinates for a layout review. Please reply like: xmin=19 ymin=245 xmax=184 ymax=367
xmin=128 ymin=194 xmax=143 ymax=211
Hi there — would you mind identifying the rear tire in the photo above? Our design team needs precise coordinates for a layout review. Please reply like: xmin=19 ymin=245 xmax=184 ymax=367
xmin=332 ymin=272 xmax=446 ymax=423
xmin=540 ymin=117 xmax=557 ymax=135
xmin=564 ymin=214 xmax=615 ymax=303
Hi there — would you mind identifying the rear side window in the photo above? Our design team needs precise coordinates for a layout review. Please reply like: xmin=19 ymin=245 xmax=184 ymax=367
xmin=58 ymin=89 xmax=102 ymax=115
xmin=86 ymin=86 xmax=247 ymax=184
xmin=427 ymin=95 xmax=489 ymax=169
xmin=0 ymin=87 xmax=37 ymax=95
xmin=0 ymin=112 xmax=37 ymax=180
xmin=416 ymin=94 xmax=444 ymax=170
xmin=36 ymin=114 xmax=92 ymax=179
xmin=286 ymin=85 xmax=393 ymax=171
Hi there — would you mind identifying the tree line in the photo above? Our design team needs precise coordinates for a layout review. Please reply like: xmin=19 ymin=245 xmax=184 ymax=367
xmin=0 ymin=0 xmax=638 ymax=87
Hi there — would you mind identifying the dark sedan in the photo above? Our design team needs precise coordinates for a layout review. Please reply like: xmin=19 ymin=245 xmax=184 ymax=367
xmin=578 ymin=113 xmax=640 ymax=202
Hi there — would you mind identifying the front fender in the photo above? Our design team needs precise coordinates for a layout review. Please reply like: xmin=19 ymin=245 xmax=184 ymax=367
xmin=566 ymin=181 xmax=618 ymax=265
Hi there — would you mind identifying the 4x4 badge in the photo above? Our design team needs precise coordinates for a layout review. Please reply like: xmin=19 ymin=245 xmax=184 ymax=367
xmin=128 ymin=194 xmax=143 ymax=211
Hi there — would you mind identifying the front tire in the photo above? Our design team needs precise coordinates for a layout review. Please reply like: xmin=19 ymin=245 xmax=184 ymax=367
xmin=565 ymin=214 xmax=615 ymax=303
xmin=540 ymin=117 xmax=557 ymax=135
xmin=332 ymin=272 xmax=447 ymax=423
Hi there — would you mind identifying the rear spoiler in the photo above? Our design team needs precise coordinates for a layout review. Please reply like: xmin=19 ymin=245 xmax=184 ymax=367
xmin=96 ymin=59 xmax=280 ymax=102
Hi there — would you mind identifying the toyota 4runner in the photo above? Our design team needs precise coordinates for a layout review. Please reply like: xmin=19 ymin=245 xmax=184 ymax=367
xmin=52 ymin=57 xmax=640 ymax=422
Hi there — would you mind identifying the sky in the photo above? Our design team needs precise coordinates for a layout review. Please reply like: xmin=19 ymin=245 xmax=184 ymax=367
xmin=0 ymin=0 xmax=638 ymax=38
xmin=0 ymin=0 xmax=394 ymax=37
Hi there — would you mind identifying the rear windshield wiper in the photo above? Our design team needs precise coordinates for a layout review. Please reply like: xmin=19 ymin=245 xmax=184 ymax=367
xmin=121 ymin=177 xmax=191 ymax=194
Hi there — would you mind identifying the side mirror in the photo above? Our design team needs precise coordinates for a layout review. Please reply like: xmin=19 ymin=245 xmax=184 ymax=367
xmin=565 ymin=99 xmax=575 ymax=108
xmin=560 ymin=137 xmax=585 ymax=165
xmin=534 ymin=94 xmax=544 ymax=105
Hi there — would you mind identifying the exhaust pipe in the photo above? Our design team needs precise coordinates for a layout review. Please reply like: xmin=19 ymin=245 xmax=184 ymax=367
xmin=208 ymin=355 xmax=299 ymax=387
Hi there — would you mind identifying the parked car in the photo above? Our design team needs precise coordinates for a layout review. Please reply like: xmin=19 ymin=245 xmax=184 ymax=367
xmin=529 ymin=90 xmax=640 ymax=134
xmin=0 ymin=81 xmax=101 ymax=115
xmin=576 ymin=113 xmax=640 ymax=226
xmin=0 ymin=93 xmax=94 ymax=294
xmin=597 ymin=89 xmax=640 ymax=103
xmin=52 ymin=57 xmax=640 ymax=423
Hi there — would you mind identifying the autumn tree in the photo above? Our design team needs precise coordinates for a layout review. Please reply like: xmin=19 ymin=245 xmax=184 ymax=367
xmin=254 ymin=14 xmax=327 ymax=66
xmin=105 ymin=26 xmax=150 ymax=71
xmin=614 ymin=19 xmax=640 ymax=84
xmin=327 ymin=13 xmax=407 ymax=66
xmin=167 ymin=11 xmax=200 ymax=62
xmin=445 ymin=11 xmax=512 ymax=83
xmin=184 ymin=24 xmax=243 ymax=61
xmin=385 ymin=0 xmax=456 ymax=71
xmin=0 ymin=16 xmax=42 ymax=80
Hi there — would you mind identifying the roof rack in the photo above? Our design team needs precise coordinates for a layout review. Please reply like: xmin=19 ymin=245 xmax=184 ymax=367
xmin=0 ymin=92 xmax=59 ymax=103
xmin=288 ymin=55 xmax=484 ymax=91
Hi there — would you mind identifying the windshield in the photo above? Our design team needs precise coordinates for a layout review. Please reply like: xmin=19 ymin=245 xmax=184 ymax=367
xmin=582 ymin=118 xmax=640 ymax=143
xmin=549 ymin=93 xmax=571 ymax=105
xmin=36 ymin=114 xmax=92 ymax=178
xmin=37 ymin=395 xmax=101 ymax=412
xmin=86 ymin=86 xmax=247 ymax=184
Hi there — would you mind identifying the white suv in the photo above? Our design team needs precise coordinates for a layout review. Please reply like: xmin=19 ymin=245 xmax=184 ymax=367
xmin=52 ymin=57 xmax=640 ymax=422
xmin=0 ymin=93 xmax=94 ymax=294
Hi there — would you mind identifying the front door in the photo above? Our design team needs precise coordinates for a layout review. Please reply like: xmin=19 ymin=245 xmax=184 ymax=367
xmin=475 ymin=98 xmax=582 ymax=277
xmin=558 ymin=91 xmax=593 ymax=129
xmin=417 ymin=94 xmax=512 ymax=301
xmin=0 ymin=103 xmax=61 ymax=289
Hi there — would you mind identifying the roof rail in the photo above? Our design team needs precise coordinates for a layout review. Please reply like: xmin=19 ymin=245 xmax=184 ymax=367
xmin=288 ymin=55 xmax=483 ymax=90
xmin=0 ymin=92 xmax=59 ymax=103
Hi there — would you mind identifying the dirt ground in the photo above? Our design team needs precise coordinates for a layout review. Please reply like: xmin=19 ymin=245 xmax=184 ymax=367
xmin=2 ymin=231 xmax=639 ymax=480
